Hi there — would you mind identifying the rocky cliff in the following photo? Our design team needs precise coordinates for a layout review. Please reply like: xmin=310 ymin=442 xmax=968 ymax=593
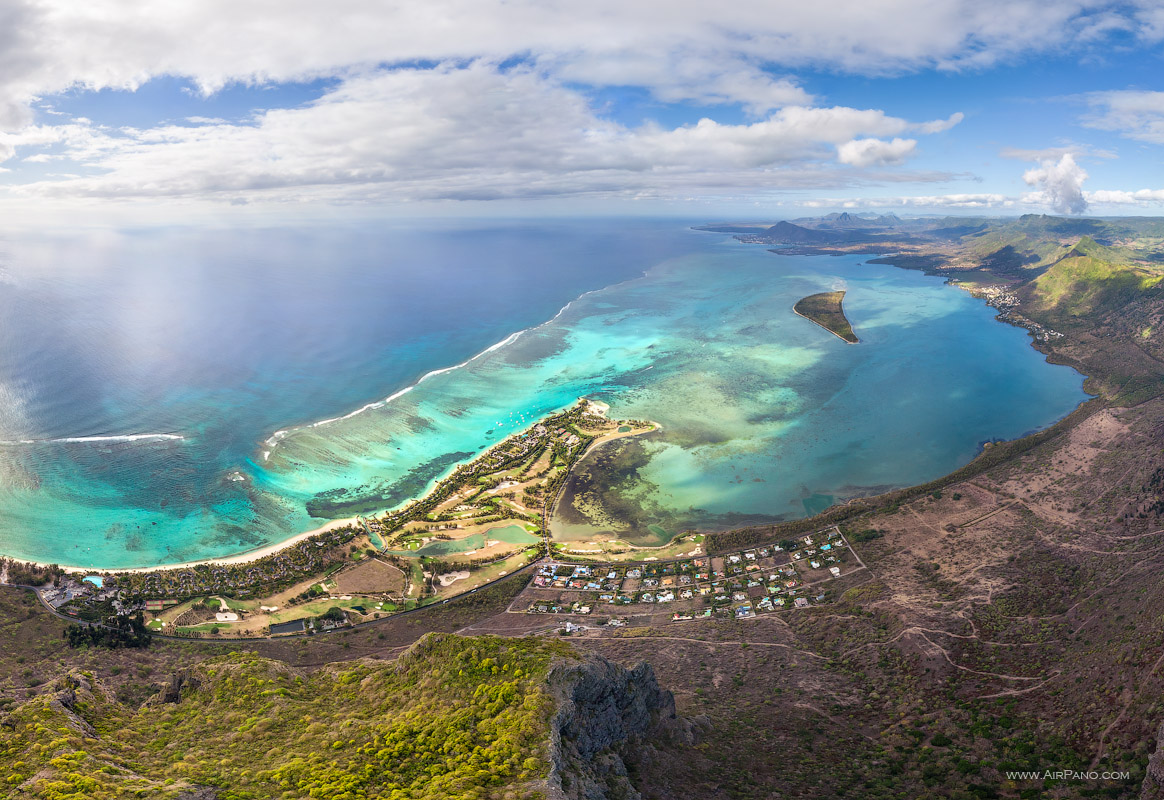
xmin=546 ymin=653 xmax=706 ymax=800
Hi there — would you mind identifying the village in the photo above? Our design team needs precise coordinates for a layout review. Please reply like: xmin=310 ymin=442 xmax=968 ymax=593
xmin=518 ymin=525 xmax=864 ymax=622
xmin=966 ymin=283 xmax=1064 ymax=343
xmin=33 ymin=523 xmax=865 ymax=640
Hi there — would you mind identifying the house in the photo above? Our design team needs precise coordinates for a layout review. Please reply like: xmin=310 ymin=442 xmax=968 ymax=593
xmin=810 ymin=560 xmax=821 ymax=569
xmin=794 ymin=597 xmax=810 ymax=608
xmin=829 ymin=566 xmax=842 ymax=577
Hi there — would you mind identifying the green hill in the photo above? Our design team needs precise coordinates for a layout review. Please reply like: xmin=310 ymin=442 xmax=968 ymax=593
xmin=1030 ymin=236 xmax=1162 ymax=317
xmin=0 ymin=634 xmax=685 ymax=800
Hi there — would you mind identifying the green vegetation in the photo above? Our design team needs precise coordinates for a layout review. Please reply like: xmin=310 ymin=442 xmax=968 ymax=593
xmin=793 ymin=290 xmax=858 ymax=343
xmin=1 ymin=634 xmax=571 ymax=799
xmin=1031 ymin=237 xmax=1163 ymax=317
xmin=63 ymin=615 xmax=152 ymax=650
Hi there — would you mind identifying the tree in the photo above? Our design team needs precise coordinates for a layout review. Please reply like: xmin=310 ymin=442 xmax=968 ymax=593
xmin=320 ymin=606 xmax=347 ymax=624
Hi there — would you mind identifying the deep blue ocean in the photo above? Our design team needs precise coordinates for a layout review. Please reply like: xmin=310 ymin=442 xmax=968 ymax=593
xmin=0 ymin=220 xmax=1089 ymax=568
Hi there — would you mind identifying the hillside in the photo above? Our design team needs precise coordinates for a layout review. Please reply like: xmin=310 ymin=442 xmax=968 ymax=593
xmin=1030 ymin=237 xmax=1161 ymax=317
xmin=0 ymin=633 xmax=689 ymax=800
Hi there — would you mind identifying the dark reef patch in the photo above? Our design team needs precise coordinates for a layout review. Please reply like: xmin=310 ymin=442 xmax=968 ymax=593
xmin=306 ymin=450 xmax=475 ymax=518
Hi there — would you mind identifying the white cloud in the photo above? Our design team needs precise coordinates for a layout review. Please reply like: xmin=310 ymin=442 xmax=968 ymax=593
xmin=1086 ymin=188 xmax=1164 ymax=205
xmin=0 ymin=65 xmax=960 ymax=204
xmin=801 ymin=193 xmax=1013 ymax=209
xmin=1082 ymin=89 xmax=1164 ymax=143
xmin=913 ymin=112 xmax=965 ymax=134
xmin=836 ymin=138 xmax=917 ymax=167
xmin=2 ymin=1 xmax=1159 ymax=210
xmin=1022 ymin=153 xmax=1089 ymax=215
xmin=0 ymin=1 xmax=1152 ymax=130
xmin=999 ymin=144 xmax=1114 ymax=160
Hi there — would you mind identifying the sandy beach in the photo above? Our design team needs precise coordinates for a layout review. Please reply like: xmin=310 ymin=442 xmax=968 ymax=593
xmin=27 ymin=517 xmax=361 ymax=576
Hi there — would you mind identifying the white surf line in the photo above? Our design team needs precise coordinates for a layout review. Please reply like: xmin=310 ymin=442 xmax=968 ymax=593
xmin=259 ymin=274 xmax=646 ymax=461
xmin=0 ymin=433 xmax=185 ymax=445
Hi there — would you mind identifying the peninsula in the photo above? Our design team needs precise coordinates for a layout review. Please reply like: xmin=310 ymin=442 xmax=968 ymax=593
xmin=793 ymin=290 xmax=859 ymax=343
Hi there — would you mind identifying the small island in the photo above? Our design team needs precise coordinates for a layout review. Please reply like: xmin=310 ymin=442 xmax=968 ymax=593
xmin=793 ymin=290 xmax=859 ymax=343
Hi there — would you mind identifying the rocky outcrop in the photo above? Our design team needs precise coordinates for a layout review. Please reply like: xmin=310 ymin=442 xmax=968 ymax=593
xmin=545 ymin=654 xmax=706 ymax=800
xmin=46 ymin=673 xmax=101 ymax=738
xmin=1142 ymin=721 xmax=1164 ymax=798
xmin=150 ymin=668 xmax=202 ymax=705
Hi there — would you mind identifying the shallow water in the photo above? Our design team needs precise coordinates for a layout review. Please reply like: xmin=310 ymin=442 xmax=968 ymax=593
xmin=0 ymin=222 xmax=1088 ymax=567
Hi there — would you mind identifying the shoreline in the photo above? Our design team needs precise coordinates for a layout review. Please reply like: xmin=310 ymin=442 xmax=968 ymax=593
xmin=5 ymin=400 xmax=650 ymax=575
xmin=791 ymin=307 xmax=860 ymax=344
xmin=8 ymin=517 xmax=361 ymax=576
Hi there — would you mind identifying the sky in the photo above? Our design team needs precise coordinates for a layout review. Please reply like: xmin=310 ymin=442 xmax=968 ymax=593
xmin=0 ymin=0 xmax=1163 ymax=224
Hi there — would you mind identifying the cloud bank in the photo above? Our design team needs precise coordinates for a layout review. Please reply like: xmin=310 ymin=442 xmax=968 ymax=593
xmin=0 ymin=65 xmax=964 ymax=203
xmin=0 ymin=1 xmax=1158 ymax=210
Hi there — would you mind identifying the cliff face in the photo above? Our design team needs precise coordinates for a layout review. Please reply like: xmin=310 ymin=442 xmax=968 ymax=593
xmin=1142 ymin=723 xmax=1164 ymax=799
xmin=546 ymin=654 xmax=705 ymax=800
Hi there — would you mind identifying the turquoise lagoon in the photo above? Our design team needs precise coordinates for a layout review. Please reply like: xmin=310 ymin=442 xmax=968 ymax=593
xmin=0 ymin=223 xmax=1088 ymax=568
